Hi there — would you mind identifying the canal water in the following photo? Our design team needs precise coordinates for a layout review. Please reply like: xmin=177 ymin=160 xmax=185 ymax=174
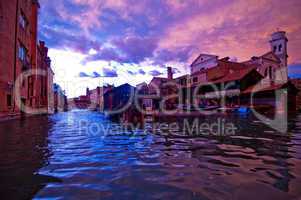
xmin=0 ymin=110 xmax=301 ymax=200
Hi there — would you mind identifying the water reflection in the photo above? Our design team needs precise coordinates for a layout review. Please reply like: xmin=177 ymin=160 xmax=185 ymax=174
xmin=0 ymin=116 xmax=56 ymax=199
xmin=0 ymin=110 xmax=300 ymax=199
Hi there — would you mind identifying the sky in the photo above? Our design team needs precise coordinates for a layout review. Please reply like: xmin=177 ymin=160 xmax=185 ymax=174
xmin=38 ymin=0 xmax=301 ymax=97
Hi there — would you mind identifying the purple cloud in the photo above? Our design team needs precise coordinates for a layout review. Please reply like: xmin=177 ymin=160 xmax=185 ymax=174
xmin=40 ymin=0 xmax=301 ymax=74
xmin=92 ymin=71 xmax=101 ymax=78
xmin=40 ymin=26 xmax=101 ymax=54
xmin=103 ymin=68 xmax=118 ymax=77
xmin=79 ymin=72 xmax=90 ymax=77
xmin=149 ymin=70 xmax=163 ymax=77
xmin=155 ymin=46 xmax=194 ymax=64
xmin=127 ymin=70 xmax=137 ymax=75
xmin=82 ymin=36 xmax=159 ymax=64
xmin=83 ymin=48 xmax=125 ymax=64
xmin=172 ymin=68 xmax=180 ymax=74
xmin=138 ymin=69 xmax=146 ymax=75
xmin=112 ymin=36 xmax=158 ymax=63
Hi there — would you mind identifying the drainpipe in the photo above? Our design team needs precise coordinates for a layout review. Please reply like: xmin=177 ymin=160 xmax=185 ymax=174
xmin=13 ymin=0 xmax=19 ymax=112
xmin=31 ymin=0 xmax=39 ymax=107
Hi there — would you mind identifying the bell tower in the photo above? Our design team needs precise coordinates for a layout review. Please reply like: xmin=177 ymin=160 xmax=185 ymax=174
xmin=270 ymin=31 xmax=288 ymax=68
xmin=270 ymin=31 xmax=288 ymax=83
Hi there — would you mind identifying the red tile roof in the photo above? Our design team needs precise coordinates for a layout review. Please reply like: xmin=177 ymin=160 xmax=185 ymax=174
xmin=242 ymin=81 xmax=298 ymax=94
xmin=210 ymin=66 xmax=258 ymax=84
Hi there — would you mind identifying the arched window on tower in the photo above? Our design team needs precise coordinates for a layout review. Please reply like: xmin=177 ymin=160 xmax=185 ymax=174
xmin=278 ymin=44 xmax=282 ymax=52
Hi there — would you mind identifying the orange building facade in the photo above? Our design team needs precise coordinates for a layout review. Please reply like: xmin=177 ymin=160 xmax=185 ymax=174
xmin=0 ymin=0 xmax=54 ymax=119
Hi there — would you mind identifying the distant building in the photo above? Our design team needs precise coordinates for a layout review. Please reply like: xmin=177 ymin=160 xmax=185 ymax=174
xmin=190 ymin=54 xmax=219 ymax=74
xmin=133 ymin=31 xmax=298 ymax=114
xmin=69 ymin=86 xmax=108 ymax=111
xmin=103 ymin=83 xmax=143 ymax=123
xmin=103 ymin=84 xmax=135 ymax=111
xmin=136 ymin=82 xmax=152 ymax=112
xmin=172 ymin=31 xmax=298 ymax=112
xmin=136 ymin=67 xmax=177 ymax=112
xmin=89 ymin=85 xmax=113 ymax=111
xmin=89 ymin=87 xmax=102 ymax=111
xmin=53 ymin=83 xmax=67 ymax=112
xmin=48 ymin=64 xmax=55 ymax=113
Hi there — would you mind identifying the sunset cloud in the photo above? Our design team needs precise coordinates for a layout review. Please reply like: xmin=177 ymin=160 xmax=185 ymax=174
xmin=148 ymin=70 xmax=163 ymax=77
xmin=39 ymin=0 xmax=301 ymax=96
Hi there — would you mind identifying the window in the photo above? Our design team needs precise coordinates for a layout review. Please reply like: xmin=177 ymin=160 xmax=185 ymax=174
xmin=7 ymin=94 xmax=12 ymax=107
xmin=18 ymin=44 xmax=27 ymax=61
xmin=278 ymin=44 xmax=282 ymax=52
xmin=19 ymin=12 xmax=27 ymax=29
xmin=193 ymin=77 xmax=198 ymax=83
xmin=273 ymin=46 xmax=277 ymax=53
xmin=269 ymin=66 xmax=273 ymax=79
xmin=181 ymin=79 xmax=187 ymax=86
xmin=264 ymin=68 xmax=268 ymax=77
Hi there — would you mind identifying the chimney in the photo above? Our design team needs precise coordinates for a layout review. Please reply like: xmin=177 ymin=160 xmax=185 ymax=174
xmin=39 ymin=40 xmax=45 ymax=47
xmin=167 ymin=67 xmax=173 ymax=80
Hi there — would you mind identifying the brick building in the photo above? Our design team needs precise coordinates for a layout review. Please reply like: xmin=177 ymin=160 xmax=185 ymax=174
xmin=89 ymin=86 xmax=115 ymax=111
xmin=35 ymin=41 xmax=53 ymax=111
xmin=69 ymin=88 xmax=92 ymax=110
xmin=0 ymin=0 xmax=54 ymax=119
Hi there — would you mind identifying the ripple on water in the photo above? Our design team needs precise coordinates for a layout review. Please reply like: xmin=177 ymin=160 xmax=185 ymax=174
xmin=1 ymin=110 xmax=301 ymax=199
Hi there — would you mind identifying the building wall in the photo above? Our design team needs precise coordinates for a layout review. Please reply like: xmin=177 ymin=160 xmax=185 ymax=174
xmin=175 ymin=76 xmax=188 ymax=87
xmin=257 ymin=58 xmax=285 ymax=85
xmin=104 ymin=84 xmax=134 ymax=111
xmin=47 ymin=68 xmax=54 ymax=113
xmin=0 ymin=0 xmax=18 ymax=113
xmin=35 ymin=41 xmax=54 ymax=113
xmin=0 ymin=0 xmax=39 ymax=114
xmin=0 ymin=0 xmax=55 ymax=117
xmin=190 ymin=71 xmax=207 ymax=85
xmin=191 ymin=55 xmax=218 ymax=74
xmin=90 ymin=87 xmax=104 ymax=110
